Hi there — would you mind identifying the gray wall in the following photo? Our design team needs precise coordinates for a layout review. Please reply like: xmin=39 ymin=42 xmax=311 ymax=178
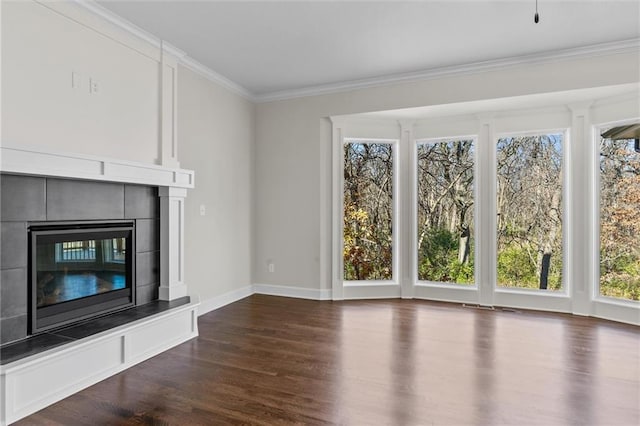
xmin=0 ymin=174 xmax=160 ymax=344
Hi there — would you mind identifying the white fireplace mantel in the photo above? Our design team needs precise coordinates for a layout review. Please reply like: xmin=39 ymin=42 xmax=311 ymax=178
xmin=0 ymin=144 xmax=194 ymax=189
xmin=0 ymin=144 xmax=198 ymax=425
xmin=0 ymin=144 xmax=194 ymax=302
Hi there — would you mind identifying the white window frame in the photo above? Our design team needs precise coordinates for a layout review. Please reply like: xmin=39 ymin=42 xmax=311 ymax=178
xmin=328 ymin=90 xmax=639 ymax=325
xmin=491 ymin=128 xmax=572 ymax=308
xmin=592 ymin=120 xmax=640 ymax=310
xmin=413 ymin=136 xmax=479 ymax=291
xmin=337 ymin=136 xmax=400 ymax=293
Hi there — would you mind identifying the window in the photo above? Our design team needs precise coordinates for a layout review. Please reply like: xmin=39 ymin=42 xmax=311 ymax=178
xmin=599 ymin=135 xmax=640 ymax=301
xmin=416 ymin=139 xmax=475 ymax=284
xmin=343 ymin=141 xmax=394 ymax=281
xmin=103 ymin=238 xmax=127 ymax=263
xmin=56 ymin=240 xmax=96 ymax=262
xmin=496 ymin=133 xmax=564 ymax=291
xmin=54 ymin=238 xmax=126 ymax=263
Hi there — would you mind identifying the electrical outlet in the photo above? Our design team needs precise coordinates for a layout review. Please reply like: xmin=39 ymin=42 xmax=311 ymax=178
xmin=199 ymin=204 xmax=206 ymax=216
xmin=71 ymin=72 xmax=81 ymax=89
xmin=89 ymin=78 xmax=100 ymax=94
xmin=268 ymin=262 xmax=275 ymax=273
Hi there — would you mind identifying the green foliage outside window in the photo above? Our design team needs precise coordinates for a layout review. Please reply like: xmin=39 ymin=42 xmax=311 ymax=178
xmin=600 ymin=137 xmax=640 ymax=301
xmin=416 ymin=140 xmax=474 ymax=284
xmin=343 ymin=142 xmax=393 ymax=281
xmin=496 ymin=134 xmax=563 ymax=291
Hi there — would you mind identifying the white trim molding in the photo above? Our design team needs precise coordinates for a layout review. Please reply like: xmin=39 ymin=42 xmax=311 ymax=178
xmin=197 ymin=286 xmax=254 ymax=316
xmin=196 ymin=284 xmax=330 ymax=318
xmin=254 ymin=39 xmax=640 ymax=103
xmin=253 ymin=284 xmax=332 ymax=301
xmin=0 ymin=145 xmax=194 ymax=188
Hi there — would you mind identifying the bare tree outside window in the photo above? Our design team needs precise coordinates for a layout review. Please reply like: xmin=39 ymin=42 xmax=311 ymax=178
xmin=496 ymin=134 xmax=563 ymax=291
xmin=343 ymin=142 xmax=393 ymax=281
xmin=600 ymin=136 xmax=640 ymax=301
xmin=416 ymin=140 xmax=474 ymax=284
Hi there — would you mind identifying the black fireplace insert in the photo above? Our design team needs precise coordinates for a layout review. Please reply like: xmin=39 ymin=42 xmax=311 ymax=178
xmin=29 ymin=221 xmax=135 ymax=333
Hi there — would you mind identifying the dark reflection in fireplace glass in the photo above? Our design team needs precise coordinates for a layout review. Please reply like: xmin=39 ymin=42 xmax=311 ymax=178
xmin=36 ymin=236 xmax=127 ymax=307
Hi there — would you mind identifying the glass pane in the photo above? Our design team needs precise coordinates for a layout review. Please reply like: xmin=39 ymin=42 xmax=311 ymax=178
xmin=496 ymin=134 xmax=563 ymax=291
xmin=343 ymin=142 xmax=393 ymax=280
xmin=416 ymin=140 xmax=474 ymax=284
xmin=599 ymin=136 xmax=640 ymax=301
xmin=37 ymin=236 xmax=128 ymax=307
xmin=59 ymin=240 xmax=96 ymax=261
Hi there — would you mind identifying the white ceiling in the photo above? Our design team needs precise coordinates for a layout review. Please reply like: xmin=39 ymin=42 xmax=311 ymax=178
xmin=96 ymin=0 xmax=640 ymax=98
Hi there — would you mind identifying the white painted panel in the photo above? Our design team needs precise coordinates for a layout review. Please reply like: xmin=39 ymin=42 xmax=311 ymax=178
xmin=413 ymin=116 xmax=478 ymax=140
xmin=343 ymin=284 xmax=401 ymax=299
xmin=414 ymin=284 xmax=479 ymax=305
xmin=340 ymin=119 xmax=400 ymax=139
xmin=493 ymin=108 xmax=571 ymax=134
xmin=592 ymin=94 xmax=640 ymax=125
xmin=1 ymin=148 xmax=103 ymax=177
xmin=592 ymin=300 xmax=640 ymax=326
xmin=492 ymin=290 xmax=572 ymax=313
xmin=128 ymin=310 xmax=193 ymax=362
xmin=108 ymin=162 xmax=174 ymax=183
xmin=174 ymin=171 xmax=193 ymax=186
xmin=2 ymin=1 xmax=161 ymax=164
xmin=10 ymin=337 xmax=122 ymax=414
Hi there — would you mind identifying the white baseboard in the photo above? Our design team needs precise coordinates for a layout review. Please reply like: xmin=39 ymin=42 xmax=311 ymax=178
xmin=252 ymin=284 xmax=332 ymax=300
xmin=196 ymin=285 xmax=253 ymax=316
xmin=196 ymin=284 xmax=332 ymax=318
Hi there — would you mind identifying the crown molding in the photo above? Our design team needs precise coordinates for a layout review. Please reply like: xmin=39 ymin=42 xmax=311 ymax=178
xmin=177 ymin=54 xmax=254 ymax=100
xmin=70 ymin=0 xmax=253 ymax=100
xmin=254 ymin=38 xmax=640 ymax=103
xmin=63 ymin=2 xmax=639 ymax=105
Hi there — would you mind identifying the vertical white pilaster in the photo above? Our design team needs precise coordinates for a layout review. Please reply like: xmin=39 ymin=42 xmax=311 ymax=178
xmin=568 ymin=102 xmax=594 ymax=316
xmin=477 ymin=114 xmax=495 ymax=307
xmin=159 ymin=186 xmax=188 ymax=300
xmin=160 ymin=43 xmax=180 ymax=168
xmin=399 ymin=120 xmax=415 ymax=299
xmin=330 ymin=118 xmax=345 ymax=300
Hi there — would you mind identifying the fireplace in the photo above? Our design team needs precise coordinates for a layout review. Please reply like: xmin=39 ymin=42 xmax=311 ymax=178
xmin=0 ymin=145 xmax=195 ymax=425
xmin=29 ymin=221 xmax=135 ymax=333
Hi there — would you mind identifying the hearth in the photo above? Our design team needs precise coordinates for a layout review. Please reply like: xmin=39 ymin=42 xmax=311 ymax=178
xmin=29 ymin=221 xmax=135 ymax=333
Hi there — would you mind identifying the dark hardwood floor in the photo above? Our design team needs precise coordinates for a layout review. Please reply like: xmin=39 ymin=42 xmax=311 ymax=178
xmin=18 ymin=295 xmax=640 ymax=425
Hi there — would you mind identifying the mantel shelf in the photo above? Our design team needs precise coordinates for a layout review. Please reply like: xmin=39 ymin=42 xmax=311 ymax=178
xmin=0 ymin=145 xmax=194 ymax=189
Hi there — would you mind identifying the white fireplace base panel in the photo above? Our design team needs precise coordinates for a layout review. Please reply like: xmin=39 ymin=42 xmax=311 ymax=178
xmin=0 ymin=296 xmax=199 ymax=425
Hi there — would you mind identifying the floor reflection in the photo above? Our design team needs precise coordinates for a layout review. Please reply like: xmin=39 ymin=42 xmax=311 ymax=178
xmin=37 ymin=271 xmax=126 ymax=307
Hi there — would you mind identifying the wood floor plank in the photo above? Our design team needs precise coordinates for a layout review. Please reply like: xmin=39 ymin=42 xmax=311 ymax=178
xmin=17 ymin=295 xmax=640 ymax=425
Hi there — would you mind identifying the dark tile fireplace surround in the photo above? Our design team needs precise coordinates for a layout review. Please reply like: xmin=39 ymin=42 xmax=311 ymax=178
xmin=0 ymin=174 xmax=161 ymax=346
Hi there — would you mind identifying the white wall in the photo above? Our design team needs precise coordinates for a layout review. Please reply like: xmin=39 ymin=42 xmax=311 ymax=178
xmin=178 ymin=66 xmax=254 ymax=304
xmin=1 ymin=1 xmax=163 ymax=164
xmin=253 ymin=51 xmax=640 ymax=293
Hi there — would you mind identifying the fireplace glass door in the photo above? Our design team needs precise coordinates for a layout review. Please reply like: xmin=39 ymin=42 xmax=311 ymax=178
xmin=30 ymin=223 xmax=135 ymax=333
